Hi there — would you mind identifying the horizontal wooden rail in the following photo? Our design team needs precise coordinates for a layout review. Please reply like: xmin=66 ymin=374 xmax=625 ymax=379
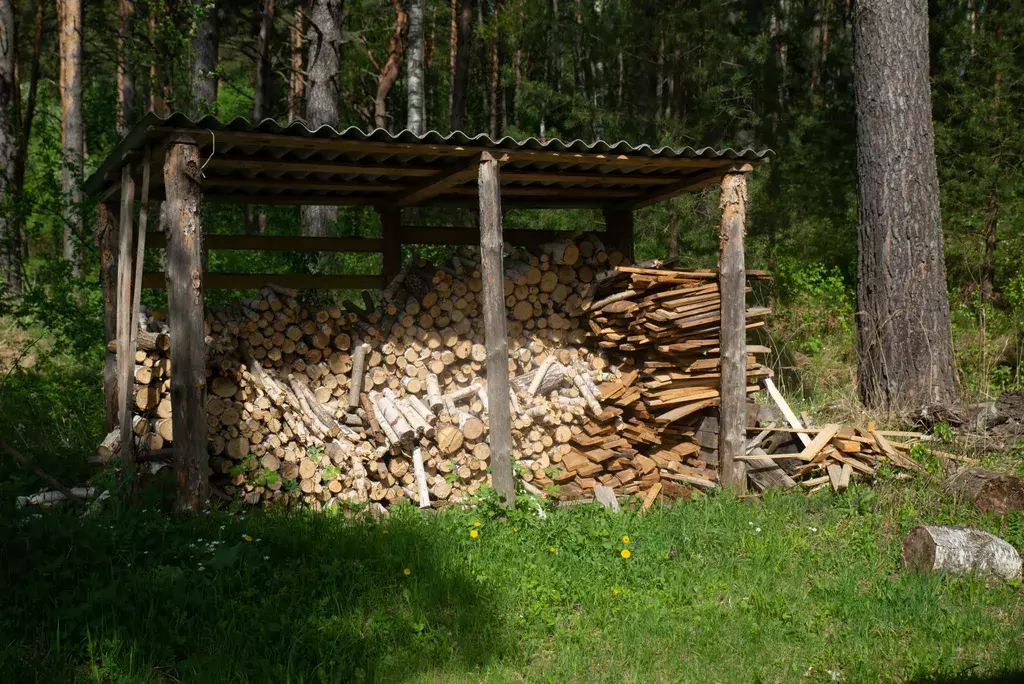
xmin=144 ymin=233 xmax=383 ymax=253
xmin=399 ymin=226 xmax=610 ymax=247
xmin=142 ymin=272 xmax=384 ymax=290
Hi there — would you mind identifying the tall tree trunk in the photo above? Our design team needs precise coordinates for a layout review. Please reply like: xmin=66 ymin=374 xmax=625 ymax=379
xmin=253 ymin=0 xmax=275 ymax=121
xmin=406 ymin=0 xmax=425 ymax=133
xmin=853 ymin=0 xmax=957 ymax=410
xmin=149 ymin=9 xmax=168 ymax=115
xmin=448 ymin=0 xmax=457 ymax=124
xmin=289 ymin=4 xmax=304 ymax=121
xmin=375 ymin=0 xmax=408 ymax=130
xmin=117 ymin=0 xmax=135 ymax=136
xmin=301 ymin=0 xmax=344 ymax=237
xmin=59 ymin=0 xmax=84 ymax=276
xmin=450 ymin=0 xmax=472 ymax=130
xmin=0 ymin=0 xmax=21 ymax=294
xmin=246 ymin=0 xmax=276 ymax=236
xmin=191 ymin=0 xmax=219 ymax=116
xmin=489 ymin=1 xmax=500 ymax=139
xmin=980 ymin=27 xmax=1000 ymax=308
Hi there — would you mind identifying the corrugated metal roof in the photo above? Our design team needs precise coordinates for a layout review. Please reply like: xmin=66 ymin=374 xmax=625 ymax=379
xmin=85 ymin=112 xmax=773 ymax=209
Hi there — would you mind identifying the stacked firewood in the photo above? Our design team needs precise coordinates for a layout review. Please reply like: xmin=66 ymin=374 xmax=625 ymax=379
xmin=101 ymin=233 xmax=650 ymax=508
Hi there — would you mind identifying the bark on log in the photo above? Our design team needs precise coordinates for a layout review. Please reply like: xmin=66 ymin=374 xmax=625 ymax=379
xmin=348 ymin=342 xmax=370 ymax=411
xmin=947 ymin=469 xmax=1024 ymax=516
xmin=902 ymin=525 xmax=1021 ymax=582
xmin=718 ymin=172 xmax=747 ymax=492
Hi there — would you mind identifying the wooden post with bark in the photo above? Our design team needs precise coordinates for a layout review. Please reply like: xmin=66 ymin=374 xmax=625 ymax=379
xmin=718 ymin=171 xmax=748 ymax=492
xmin=162 ymin=138 xmax=209 ymax=511
xmin=115 ymin=167 xmax=136 ymax=466
xmin=98 ymin=202 xmax=120 ymax=431
xmin=478 ymin=151 xmax=514 ymax=508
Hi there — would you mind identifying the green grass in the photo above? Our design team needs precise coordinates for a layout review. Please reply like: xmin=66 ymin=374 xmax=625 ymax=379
xmin=2 ymin=472 xmax=1023 ymax=683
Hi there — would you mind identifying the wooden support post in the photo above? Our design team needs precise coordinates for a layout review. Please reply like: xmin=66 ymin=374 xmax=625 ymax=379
xmin=478 ymin=151 xmax=515 ymax=508
xmin=162 ymin=138 xmax=209 ymax=512
xmin=97 ymin=201 xmax=120 ymax=432
xmin=380 ymin=207 xmax=402 ymax=284
xmin=603 ymin=209 xmax=635 ymax=263
xmin=719 ymin=172 xmax=748 ymax=492
xmin=120 ymin=146 xmax=153 ymax=474
xmin=115 ymin=167 xmax=135 ymax=466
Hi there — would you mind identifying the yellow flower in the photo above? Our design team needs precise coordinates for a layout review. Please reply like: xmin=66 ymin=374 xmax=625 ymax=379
xmin=473 ymin=521 xmax=481 ymax=528
xmin=612 ymin=586 xmax=621 ymax=595
xmin=620 ymin=549 xmax=631 ymax=559
xmin=512 ymin=527 xmax=518 ymax=533
xmin=549 ymin=546 xmax=556 ymax=553
xmin=382 ymin=529 xmax=389 ymax=535
xmin=243 ymin=534 xmax=253 ymax=542
xmin=621 ymin=535 xmax=630 ymax=544
xmin=403 ymin=568 xmax=411 ymax=576
xmin=470 ymin=529 xmax=479 ymax=539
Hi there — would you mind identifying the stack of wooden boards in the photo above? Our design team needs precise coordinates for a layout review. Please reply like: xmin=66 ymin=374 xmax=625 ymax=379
xmin=743 ymin=422 xmax=931 ymax=494
xmin=539 ymin=265 xmax=774 ymax=500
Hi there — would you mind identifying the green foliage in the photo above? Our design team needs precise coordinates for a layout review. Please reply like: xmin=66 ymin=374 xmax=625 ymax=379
xmin=2 ymin=477 xmax=1024 ymax=682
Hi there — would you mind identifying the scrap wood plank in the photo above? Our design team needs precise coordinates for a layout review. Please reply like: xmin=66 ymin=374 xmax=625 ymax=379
xmin=797 ymin=423 xmax=841 ymax=461
xmin=762 ymin=378 xmax=813 ymax=448
xmin=639 ymin=482 xmax=662 ymax=514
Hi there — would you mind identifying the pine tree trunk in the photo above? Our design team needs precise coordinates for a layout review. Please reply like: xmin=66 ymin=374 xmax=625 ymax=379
xmin=149 ymin=10 xmax=168 ymax=115
xmin=406 ymin=0 xmax=425 ymax=133
xmin=289 ymin=4 xmax=304 ymax=121
xmin=853 ymin=0 xmax=957 ymax=411
xmin=0 ymin=0 xmax=21 ymax=295
xmin=59 ymin=0 xmax=84 ymax=277
xmin=980 ymin=40 xmax=1000 ymax=308
xmin=374 ymin=0 xmax=408 ymax=130
xmin=301 ymin=0 xmax=344 ymax=237
xmin=191 ymin=0 xmax=219 ymax=116
xmin=450 ymin=0 xmax=472 ymax=131
xmin=117 ymin=0 xmax=135 ymax=136
xmin=246 ymin=0 xmax=275 ymax=236
xmin=489 ymin=3 xmax=500 ymax=139
xmin=253 ymin=0 xmax=275 ymax=121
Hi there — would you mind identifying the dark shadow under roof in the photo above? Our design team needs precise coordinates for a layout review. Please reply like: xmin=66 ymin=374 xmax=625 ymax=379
xmin=84 ymin=113 xmax=773 ymax=210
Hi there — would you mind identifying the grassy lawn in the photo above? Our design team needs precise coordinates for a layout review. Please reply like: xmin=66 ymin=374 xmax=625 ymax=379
xmin=1 ymin=470 xmax=1023 ymax=683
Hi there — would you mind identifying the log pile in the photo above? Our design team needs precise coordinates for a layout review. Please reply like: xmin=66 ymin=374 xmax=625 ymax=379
xmin=101 ymin=233 xmax=663 ymax=508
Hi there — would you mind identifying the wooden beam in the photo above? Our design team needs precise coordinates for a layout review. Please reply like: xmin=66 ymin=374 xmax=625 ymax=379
xmin=448 ymin=185 xmax=641 ymax=199
xmin=162 ymin=138 xmax=209 ymax=512
xmin=603 ymin=209 xmax=635 ymax=262
xmin=631 ymin=164 xmax=753 ymax=209
xmin=144 ymin=233 xmax=383 ymax=253
xmin=393 ymin=158 xmax=482 ymax=208
xmin=97 ymin=202 xmax=120 ymax=432
xmin=115 ymin=167 xmax=135 ymax=467
xmin=203 ymin=156 xmax=439 ymax=177
xmin=142 ymin=271 xmax=384 ymax=290
xmin=478 ymin=151 xmax=515 ymax=509
xmin=379 ymin=207 xmax=402 ymax=283
xmin=202 ymin=177 xmax=405 ymax=193
xmin=399 ymin=226 xmax=610 ymax=247
xmin=718 ymin=171 xmax=749 ymax=492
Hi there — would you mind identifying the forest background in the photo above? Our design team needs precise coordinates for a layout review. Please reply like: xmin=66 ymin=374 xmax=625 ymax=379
xmin=0 ymin=0 xmax=1022 ymax=475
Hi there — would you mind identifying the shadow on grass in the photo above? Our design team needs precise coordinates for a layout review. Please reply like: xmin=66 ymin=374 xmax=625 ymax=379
xmin=0 ymin=502 xmax=511 ymax=682
xmin=910 ymin=673 xmax=1024 ymax=684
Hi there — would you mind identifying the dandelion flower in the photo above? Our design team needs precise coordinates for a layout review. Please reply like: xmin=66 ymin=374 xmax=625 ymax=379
xmin=621 ymin=535 xmax=630 ymax=544
xmin=382 ymin=529 xmax=389 ymax=535
xmin=621 ymin=549 xmax=631 ymax=559
xmin=549 ymin=546 xmax=556 ymax=553
xmin=612 ymin=587 xmax=621 ymax=596
xmin=403 ymin=568 xmax=412 ymax=576
xmin=470 ymin=529 xmax=479 ymax=539
xmin=512 ymin=527 xmax=518 ymax=533
xmin=473 ymin=521 xmax=481 ymax=528
xmin=243 ymin=534 xmax=253 ymax=542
